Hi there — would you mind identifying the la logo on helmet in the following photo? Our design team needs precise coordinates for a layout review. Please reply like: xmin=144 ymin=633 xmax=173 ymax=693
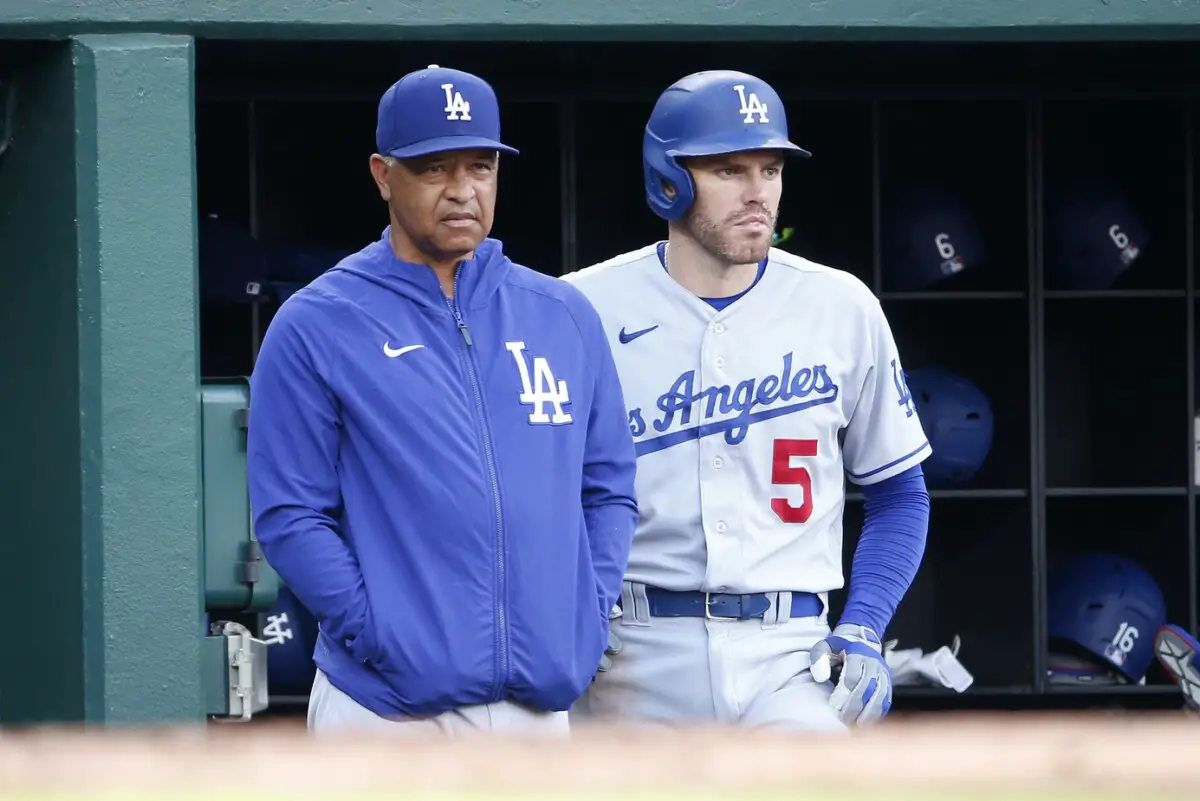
xmin=733 ymin=84 xmax=770 ymax=124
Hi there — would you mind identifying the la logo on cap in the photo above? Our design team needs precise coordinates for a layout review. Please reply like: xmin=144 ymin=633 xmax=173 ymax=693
xmin=427 ymin=66 xmax=472 ymax=122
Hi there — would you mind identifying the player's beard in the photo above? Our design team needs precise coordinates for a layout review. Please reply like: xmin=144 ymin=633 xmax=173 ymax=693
xmin=683 ymin=204 xmax=777 ymax=267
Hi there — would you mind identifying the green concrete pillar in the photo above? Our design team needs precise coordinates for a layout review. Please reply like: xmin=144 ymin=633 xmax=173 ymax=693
xmin=0 ymin=34 xmax=202 ymax=724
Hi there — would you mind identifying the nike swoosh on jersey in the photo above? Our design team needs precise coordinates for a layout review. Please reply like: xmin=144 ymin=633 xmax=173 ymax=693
xmin=383 ymin=343 xmax=426 ymax=358
xmin=619 ymin=325 xmax=658 ymax=344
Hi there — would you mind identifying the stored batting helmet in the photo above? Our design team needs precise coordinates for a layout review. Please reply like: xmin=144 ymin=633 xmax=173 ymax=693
xmin=642 ymin=71 xmax=811 ymax=221
xmin=260 ymin=586 xmax=320 ymax=697
xmin=1045 ymin=176 xmax=1148 ymax=291
xmin=198 ymin=214 xmax=270 ymax=303
xmin=905 ymin=366 xmax=994 ymax=486
xmin=881 ymin=185 xmax=987 ymax=292
xmin=1047 ymin=552 xmax=1167 ymax=684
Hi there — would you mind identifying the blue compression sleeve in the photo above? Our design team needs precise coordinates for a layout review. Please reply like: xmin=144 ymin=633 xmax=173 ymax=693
xmin=839 ymin=465 xmax=931 ymax=637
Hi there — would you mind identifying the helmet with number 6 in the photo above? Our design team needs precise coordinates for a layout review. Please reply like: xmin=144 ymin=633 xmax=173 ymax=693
xmin=881 ymin=185 xmax=986 ymax=292
xmin=1047 ymin=552 xmax=1167 ymax=684
xmin=1045 ymin=176 xmax=1149 ymax=291
xmin=642 ymin=70 xmax=811 ymax=221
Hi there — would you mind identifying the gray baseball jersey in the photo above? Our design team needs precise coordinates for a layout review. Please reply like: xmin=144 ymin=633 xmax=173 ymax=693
xmin=563 ymin=245 xmax=931 ymax=596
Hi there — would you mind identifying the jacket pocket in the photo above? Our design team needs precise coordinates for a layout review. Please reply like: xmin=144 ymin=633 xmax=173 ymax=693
xmin=347 ymin=603 xmax=382 ymax=667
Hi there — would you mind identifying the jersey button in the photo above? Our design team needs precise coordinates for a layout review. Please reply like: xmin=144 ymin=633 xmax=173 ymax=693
xmin=715 ymin=357 xmax=725 ymax=368
xmin=713 ymin=456 xmax=723 ymax=469
xmin=714 ymin=323 xmax=726 ymax=334
xmin=715 ymin=521 xmax=727 ymax=533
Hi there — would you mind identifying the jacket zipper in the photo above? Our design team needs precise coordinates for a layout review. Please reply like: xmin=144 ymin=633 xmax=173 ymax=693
xmin=444 ymin=270 xmax=509 ymax=701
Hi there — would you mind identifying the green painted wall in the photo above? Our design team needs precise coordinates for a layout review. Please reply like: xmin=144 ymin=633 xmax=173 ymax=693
xmin=0 ymin=35 xmax=203 ymax=724
xmin=0 ymin=41 xmax=87 ymax=724
xmin=3 ymin=0 xmax=1200 ymax=41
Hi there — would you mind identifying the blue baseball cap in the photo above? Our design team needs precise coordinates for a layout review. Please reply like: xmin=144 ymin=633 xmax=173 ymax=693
xmin=375 ymin=65 xmax=519 ymax=159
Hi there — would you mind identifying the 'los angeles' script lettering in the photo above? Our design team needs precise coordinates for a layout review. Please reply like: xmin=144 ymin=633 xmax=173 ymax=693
xmin=629 ymin=353 xmax=838 ymax=446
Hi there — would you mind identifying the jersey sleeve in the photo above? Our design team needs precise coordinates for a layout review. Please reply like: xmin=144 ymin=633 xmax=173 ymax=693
xmin=842 ymin=298 xmax=931 ymax=486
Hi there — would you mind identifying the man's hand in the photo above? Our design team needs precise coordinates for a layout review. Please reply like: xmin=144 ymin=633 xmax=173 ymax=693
xmin=809 ymin=623 xmax=893 ymax=726
xmin=597 ymin=604 xmax=623 ymax=674
xmin=598 ymin=630 xmax=622 ymax=672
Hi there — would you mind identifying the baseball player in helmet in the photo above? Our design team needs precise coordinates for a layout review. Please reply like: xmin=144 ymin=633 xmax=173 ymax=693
xmin=565 ymin=71 xmax=932 ymax=730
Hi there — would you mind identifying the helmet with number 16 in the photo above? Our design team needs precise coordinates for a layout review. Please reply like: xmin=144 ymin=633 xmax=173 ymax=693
xmin=1046 ymin=552 xmax=1167 ymax=684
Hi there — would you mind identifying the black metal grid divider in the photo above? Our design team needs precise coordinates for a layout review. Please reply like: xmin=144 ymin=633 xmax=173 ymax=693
xmin=1028 ymin=95 xmax=1047 ymax=694
xmin=248 ymin=100 xmax=263 ymax=365
xmin=1187 ymin=101 xmax=1198 ymax=639
xmin=870 ymin=100 xmax=883 ymax=295
xmin=558 ymin=100 xmax=578 ymax=276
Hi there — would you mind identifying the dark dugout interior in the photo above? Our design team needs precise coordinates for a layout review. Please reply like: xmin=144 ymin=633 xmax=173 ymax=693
xmin=194 ymin=40 xmax=1200 ymax=713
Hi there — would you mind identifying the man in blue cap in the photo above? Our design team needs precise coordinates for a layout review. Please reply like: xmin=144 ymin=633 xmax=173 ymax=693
xmin=246 ymin=65 xmax=638 ymax=737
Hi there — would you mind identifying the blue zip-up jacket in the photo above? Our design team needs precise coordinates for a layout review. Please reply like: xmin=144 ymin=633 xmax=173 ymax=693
xmin=246 ymin=229 xmax=638 ymax=718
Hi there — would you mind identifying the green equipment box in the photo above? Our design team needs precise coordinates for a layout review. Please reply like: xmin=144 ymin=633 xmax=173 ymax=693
xmin=200 ymin=378 xmax=280 ymax=614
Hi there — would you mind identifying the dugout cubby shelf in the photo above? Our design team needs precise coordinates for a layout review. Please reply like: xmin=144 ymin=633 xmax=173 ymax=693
xmin=574 ymin=101 xmax=662 ymax=272
xmin=904 ymin=497 xmax=1034 ymax=689
xmin=1043 ymin=496 xmax=1191 ymax=695
xmin=834 ymin=496 xmax=1036 ymax=693
xmin=193 ymin=40 xmax=1200 ymax=713
xmin=770 ymin=99 xmax=874 ymax=284
xmin=256 ymin=100 xmax=385 ymax=250
xmin=1042 ymin=98 xmax=1187 ymax=294
xmin=885 ymin=297 xmax=1030 ymax=492
xmin=876 ymin=98 xmax=1030 ymax=297
xmin=492 ymin=102 xmax=567 ymax=274
xmin=1042 ymin=296 xmax=1188 ymax=490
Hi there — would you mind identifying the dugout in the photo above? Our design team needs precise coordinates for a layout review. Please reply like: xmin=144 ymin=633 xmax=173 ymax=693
xmin=193 ymin=39 xmax=1200 ymax=717
xmin=3 ymin=0 xmax=1200 ymax=724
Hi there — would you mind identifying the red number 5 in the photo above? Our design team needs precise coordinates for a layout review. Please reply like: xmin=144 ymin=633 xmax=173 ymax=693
xmin=771 ymin=438 xmax=817 ymax=524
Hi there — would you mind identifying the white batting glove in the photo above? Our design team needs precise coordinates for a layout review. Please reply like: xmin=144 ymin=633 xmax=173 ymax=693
xmin=809 ymin=623 xmax=893 ymax=726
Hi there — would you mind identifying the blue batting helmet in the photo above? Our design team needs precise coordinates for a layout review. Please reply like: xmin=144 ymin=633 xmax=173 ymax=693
xmin=881 ymin=185 xmax=987 ymax=292
xmin=905 ymin=366 xmax=994 ymax=486
xmin=198 ymin=214 xmax=271 ymax=303
xmin=1044 ymin=176 xmax=1149 ymax=291
xmin=642 ymin=71 xmax=811 ymax=221
xmin=1047 ymin=552 xmax=1167 ymax=684
xmin=260 ymin=586 xmax=320 ymax=697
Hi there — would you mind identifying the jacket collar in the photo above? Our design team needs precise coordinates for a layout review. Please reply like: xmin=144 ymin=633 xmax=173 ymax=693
xmin=362 ymin=227 xmax=512 ymax=311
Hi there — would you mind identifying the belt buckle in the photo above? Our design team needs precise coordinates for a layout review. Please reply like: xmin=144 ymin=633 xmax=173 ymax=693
xmin=704 ymin=592 xmax=739 ymax=621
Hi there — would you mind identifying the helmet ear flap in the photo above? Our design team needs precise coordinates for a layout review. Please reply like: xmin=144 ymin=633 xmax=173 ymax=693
xmin=642 ymin=151 xmax=695 ymax=222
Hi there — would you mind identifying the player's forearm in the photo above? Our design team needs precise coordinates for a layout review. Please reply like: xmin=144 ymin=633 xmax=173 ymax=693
xmin=840 ymin=465 xmax=930 ymax=636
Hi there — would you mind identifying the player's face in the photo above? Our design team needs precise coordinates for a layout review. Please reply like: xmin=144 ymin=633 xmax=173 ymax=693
xmin=682 ymin=150 xmax=784 ymax=266
xmin=371 ymin=148 xmax=499 ymax=266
